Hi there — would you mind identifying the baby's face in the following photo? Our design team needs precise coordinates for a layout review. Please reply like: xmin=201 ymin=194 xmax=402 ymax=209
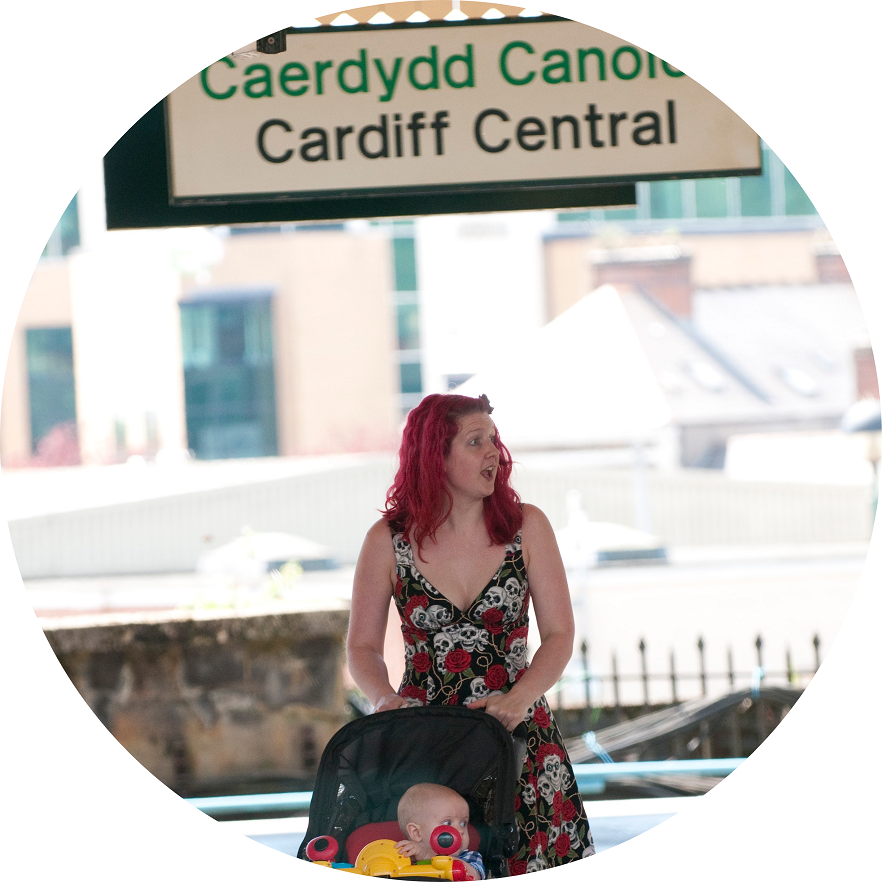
xmin=419 ymin=792 xmax=470 ymax=853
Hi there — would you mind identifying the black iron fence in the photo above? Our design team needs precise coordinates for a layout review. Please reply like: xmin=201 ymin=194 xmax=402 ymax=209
xmin=553 ymin=632 xmax=822 ymax=712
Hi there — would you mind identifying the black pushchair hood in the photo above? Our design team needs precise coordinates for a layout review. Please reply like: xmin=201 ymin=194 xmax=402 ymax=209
xmin=297 ymin=706 xmax=524 ymax=876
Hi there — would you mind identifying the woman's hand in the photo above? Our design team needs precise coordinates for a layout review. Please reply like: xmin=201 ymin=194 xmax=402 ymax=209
xmin=373 ymin=692 xmax=409 ymax=713
xmin=466 ymin=691 xmax=532 ymax=732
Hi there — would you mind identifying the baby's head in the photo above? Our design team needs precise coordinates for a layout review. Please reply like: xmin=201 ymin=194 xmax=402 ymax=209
xmin=397 ymin=783 xmax=471 ymax=853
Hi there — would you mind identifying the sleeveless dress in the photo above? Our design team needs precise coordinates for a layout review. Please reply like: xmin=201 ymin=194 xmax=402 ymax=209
xmin=390 ymin=527 xmax=595 ymax=874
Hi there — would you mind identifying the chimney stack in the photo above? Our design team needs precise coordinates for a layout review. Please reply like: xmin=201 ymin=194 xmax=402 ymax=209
xmin=589 ymin=245 xmax=693 ymax=318
xmin=814 ymin=241 xmax=851 ymax=283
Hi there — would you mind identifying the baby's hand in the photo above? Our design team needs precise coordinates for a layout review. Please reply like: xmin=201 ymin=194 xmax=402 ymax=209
xmin=395 ymin=839 xmax=421 ymax=860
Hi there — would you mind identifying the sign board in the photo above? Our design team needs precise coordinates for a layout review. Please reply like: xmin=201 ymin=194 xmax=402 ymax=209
xmin=168 ymin=16 xmax=760 ymax=204
xmin=104 ymin=16 xmax=760 ymax=228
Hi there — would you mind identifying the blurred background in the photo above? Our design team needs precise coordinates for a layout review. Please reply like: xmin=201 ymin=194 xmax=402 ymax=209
xmin=3 ymin=1 xmax=876 ymax=846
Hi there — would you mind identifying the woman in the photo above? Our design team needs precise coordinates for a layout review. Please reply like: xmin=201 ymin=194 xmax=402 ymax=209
xmin=347 ymin=393 xmax=595 ymax=873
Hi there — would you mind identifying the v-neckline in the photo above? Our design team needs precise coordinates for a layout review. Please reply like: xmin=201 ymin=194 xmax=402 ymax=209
xmin=405 ymin=540 xmax=510 ymax=615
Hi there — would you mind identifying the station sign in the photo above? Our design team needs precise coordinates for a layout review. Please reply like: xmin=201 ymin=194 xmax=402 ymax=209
xmin=104 ymin=16 xmax=760 ymax=228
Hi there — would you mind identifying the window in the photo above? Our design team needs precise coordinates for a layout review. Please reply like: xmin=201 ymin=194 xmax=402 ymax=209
xmin=784 ymin=165 xmax=816 ymax=216
xmin=179 ymin=295 xmax=278 ymax=459
xmin=648 ymin=180 xmax=683 ymax=219
xmin=387 ymin=222 xmax=424 ymax=405
xmin=694 ymin=178 xmax=728 ymax=218
xmin=42 ymin=195 xmax=80 ymax=259
xmin=399 ymin=362 xmax=423 ymax=395
xmin=739 ymin=141 xmax=773 ymax=217
xmin=556 ymin=141 xmax=818 ymax=226
xmin=393 ymin=236 xmax=418 ymax=292
xmin=396 ymin=302 xmax=421 ymax=350
xmin=26 ymin=327 xmax=77 ymax=451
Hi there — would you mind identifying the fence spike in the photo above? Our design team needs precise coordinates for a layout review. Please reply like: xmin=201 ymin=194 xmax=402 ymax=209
xmin=697 ymin=635 xmax=707 ymax=696
xmin=638 ymin=638 xmax=649 ymax=707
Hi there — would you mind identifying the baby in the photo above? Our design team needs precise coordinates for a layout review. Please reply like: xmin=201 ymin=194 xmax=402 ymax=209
xmin=396 ymin=783 xmax=485 ymax=880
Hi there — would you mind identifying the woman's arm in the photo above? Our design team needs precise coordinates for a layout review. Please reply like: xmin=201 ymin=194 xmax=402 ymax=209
xmin=468 ymin=504 xmax=575 ymax=730
xmin=347 ymin=519 xmax=409 ymax=712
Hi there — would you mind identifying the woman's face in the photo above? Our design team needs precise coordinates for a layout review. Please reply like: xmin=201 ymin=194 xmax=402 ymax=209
xmin=444 ymin=412 xmax=499 ymax=501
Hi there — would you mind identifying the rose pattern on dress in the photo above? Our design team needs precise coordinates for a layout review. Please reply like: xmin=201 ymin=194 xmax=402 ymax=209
xmin=390 ymin=528 xmax=595 ymax=873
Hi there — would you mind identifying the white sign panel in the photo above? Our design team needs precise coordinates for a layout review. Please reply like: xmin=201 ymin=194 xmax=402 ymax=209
xmin=165 ymin=17 xmax=761 ymax=203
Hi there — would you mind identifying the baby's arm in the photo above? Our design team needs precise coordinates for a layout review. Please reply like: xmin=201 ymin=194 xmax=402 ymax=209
xmin=455 ymin=851 xmax=485 ymax=880
xmin=457 ymin=860 xmax=481 ymax=880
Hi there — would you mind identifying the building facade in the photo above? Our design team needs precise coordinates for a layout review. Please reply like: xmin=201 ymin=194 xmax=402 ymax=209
xmin=1 ymin=133 xmax=870 ymax=470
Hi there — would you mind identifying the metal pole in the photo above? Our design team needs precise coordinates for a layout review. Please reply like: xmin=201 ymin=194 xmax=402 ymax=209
xmin=611 ymin=651 xmax=621 ymax=718
xmin=813 ymin=634 xmax=822 ymax=672
xmin=580 ymin=640 xmax=591 ymax=711
xmin=639 ymin=638 xmax=649 ymax=708
xmin=697 ymin=636 xmax=707 ymax=696
xmin=669 ymin=649 xmax=678 ymax=704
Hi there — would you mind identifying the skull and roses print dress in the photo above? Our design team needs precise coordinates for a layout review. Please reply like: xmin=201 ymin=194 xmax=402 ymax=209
xmin=391 ymin=527 xmax=595 ymax=874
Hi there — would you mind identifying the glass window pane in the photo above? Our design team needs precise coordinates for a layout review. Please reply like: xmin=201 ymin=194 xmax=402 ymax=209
xmin=244 ymin=299 xmax=274 ymax=364
xmin=648 ymin=180 xmax=683 ymax=218
xmin=599 ymin=206 xmax=638 ymax=221
xmin=399 ymin=362 xmax=423 ymax=395
xmin=739 ymin=143 xmax=773 ymax=216
xmin=557 ymin=211 xmax=593 ymax=223
xmin=784 ymin=166 xmax=817 ymax=216
xmin=59 ymin=194 xmax=80 ymax=254
xmin=393 ymin=237 xmax=418 ymax=292
xmin=396 ymin=303 xmax=421 ymax=350
xmin=181 ymin=298 xmax=278 ymax=459
xmin=26 ymin=327 xmax=77 ymax=452
xmin=181 ymin=305 xmax=215 ymax=368
xmin=216 ymin=306 xmax=247 ymax=362
xmin=694 ymin=178 xmax=728 ymax=218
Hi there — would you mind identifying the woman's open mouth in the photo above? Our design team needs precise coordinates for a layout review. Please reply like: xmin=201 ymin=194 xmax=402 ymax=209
xmin=481 ymin=466 xmax=495 ymax=480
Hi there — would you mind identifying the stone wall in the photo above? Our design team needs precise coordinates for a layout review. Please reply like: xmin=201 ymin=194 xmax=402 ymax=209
xmin=43 ymin=602 xmax=350 ymax=796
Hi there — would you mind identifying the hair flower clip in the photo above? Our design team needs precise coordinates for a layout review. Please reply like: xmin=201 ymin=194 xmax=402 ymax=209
xmin=478 ymin=393 xmax=494 ymax=414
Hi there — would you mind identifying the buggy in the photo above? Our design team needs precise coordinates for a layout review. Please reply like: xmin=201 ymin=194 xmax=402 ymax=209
xmin=297 ymin=706 xmax=526 ymax=878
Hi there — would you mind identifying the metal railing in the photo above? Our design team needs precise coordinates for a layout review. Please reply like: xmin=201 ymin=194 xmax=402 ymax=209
xmin=549 ymin=633 xmax=821 ymax=710
xmin=185 ymin=758 xmax=744 ymax=817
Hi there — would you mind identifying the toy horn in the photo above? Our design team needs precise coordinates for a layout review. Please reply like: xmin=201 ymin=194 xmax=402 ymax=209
xmin=305 ymin=835 xmax=340 ymax=862
xmin=430 ymin=825 xmax=462 ymax=856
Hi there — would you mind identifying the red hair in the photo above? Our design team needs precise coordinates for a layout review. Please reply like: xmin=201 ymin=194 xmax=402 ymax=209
xmin=383 ymin=393 xmax=522 ymax=550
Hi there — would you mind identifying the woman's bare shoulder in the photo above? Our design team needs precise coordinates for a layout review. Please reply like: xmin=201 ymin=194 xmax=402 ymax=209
xmin=520 ymin=503 xmax=553 ymax=533
xmin=354 ymin=518 xmax=397 ymax=586
xmin=366 ymin=516 xmax=393 ymax=537
xmin=363 ymin=517 xmax=395 ymax=551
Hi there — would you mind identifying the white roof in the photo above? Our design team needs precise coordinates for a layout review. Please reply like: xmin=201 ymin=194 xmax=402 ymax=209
xmin=456 ymin=285 xmax=671 ymax=449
